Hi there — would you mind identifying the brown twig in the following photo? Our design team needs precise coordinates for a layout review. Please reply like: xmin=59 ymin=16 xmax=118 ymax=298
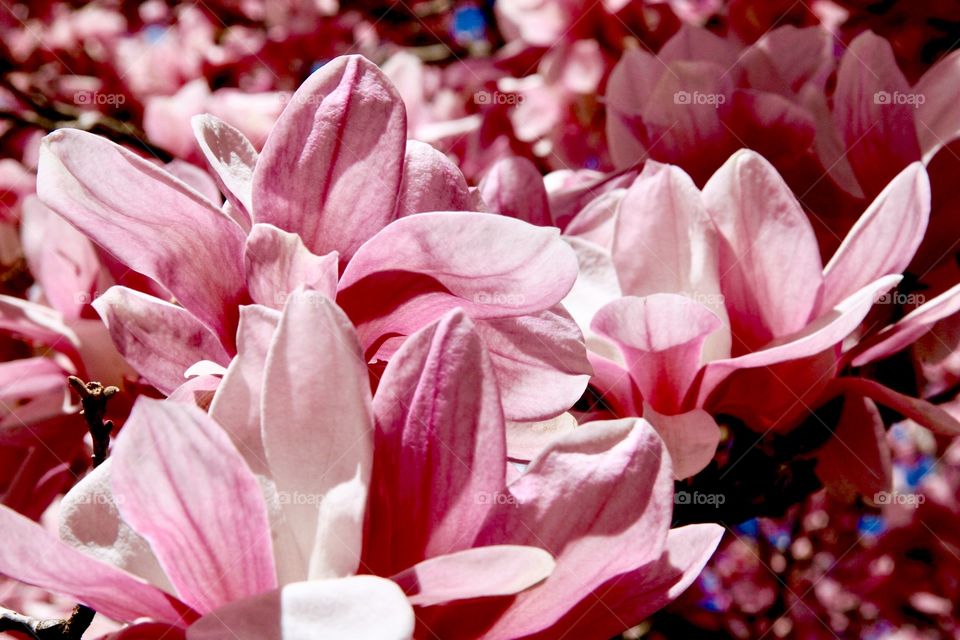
xmin=67 ymin=376 xmax=118 ymax=469
xmin=0 ymin=604 xmax=94 ymax=640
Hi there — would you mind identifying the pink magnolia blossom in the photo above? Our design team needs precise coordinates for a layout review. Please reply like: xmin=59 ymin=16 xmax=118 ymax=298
xmin=364 ymin=304 xmax=723 ymax=638
xmin=0 ymin=290 xmax=557 ymax=638
xmin=36 ymin=54 xmax=591 ymax=422
xmin=561 ymin=150 xmax=960 ymax=484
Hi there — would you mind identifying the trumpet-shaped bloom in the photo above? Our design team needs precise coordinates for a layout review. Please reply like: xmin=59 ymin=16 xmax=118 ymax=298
xmin=37 ymin=54 xmax=590 ymax=422
xmin=0 ymin=291 xmax=556 ymax=638
xmin=563 ymin=150 xmax=960 ymax=483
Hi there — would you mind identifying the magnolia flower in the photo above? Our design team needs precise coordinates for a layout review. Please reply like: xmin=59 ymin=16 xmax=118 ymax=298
xmin=364 ymin=304 xmax=723 ymax=638
xmin=37 ymin=54 xmax=591 ymax=423
xmin=0 ymin=290 xmax=557 ymax=639
xmin=562 ymin=150 xmax=960 ymax=487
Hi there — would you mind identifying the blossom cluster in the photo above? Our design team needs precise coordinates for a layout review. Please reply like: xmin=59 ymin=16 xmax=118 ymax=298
xmin=1 ymin=1 xmax=960 ymax=638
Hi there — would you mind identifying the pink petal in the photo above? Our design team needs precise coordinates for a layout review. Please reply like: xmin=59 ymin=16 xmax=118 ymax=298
xmin=506 ymin=413 xmax=578 ymax=462
xmin=244 ymin=224 xmax=339 ymax=310
xmin=613 ymin=162 xmax=721 ymax=298
xmin=209 ymin=304 xmax=280 ymax=476
xmin=754 ymin=26 xmax=834 ymax=92
xmin=59 ymin=460 xmax=172 ymax=592
xmin=37 ymin=129 xmax=248 ymax=348
xmin=834 ymin=31 xmax=921 ymax=196
xmin=366 ymin=309 xmax=506 ymax=576
xmin=605 ymin=49 xmax=661 ymax=169
xmin=165 ymin=161 xmax=223 ymax=206
xmin=641 ymin=61 xmax=737 ymax=185
xmin=393 ymin=545 xmax=553 ymax=607
xmin=0 ymin=504 xmax=196 ymax=625
xmin=915 ymin=50 xmax=960 ymax=162
xmin=186 ymin=576 xmax=415 ymax=640
xmin=478 ymin=156 xmax=551 ymax=227
xmin=395 ymin=140 xmax=472 ymax=216
xmin=252 ymin=56 xmax=406 ymax=261
xmin=191 ymin=114 xmax=257 ymax=222
xmin=593 ymin=295 xmax=721 ymax=414
xmin=92 ymin=287 xmax=230 ymax=395
xmin=474 ymin=307 xmax=591 ymax=422
xmin=583 ymin=352 xmax=645 ymax=418
xmin=261 ymin=290 xmax=372 ymax=581
xmin=851 ymin=282 xmax=960 ymax=367
xmin=643 ymin=405 xmax=720 ymax=479
xmin=20 ymin=196 xmax=99 ymax=319
xmin=697 ymin=275 xmax=901 ymax=405
xmin=472 ymin=418 xmax=673 ymax=638
xmin=112 ymin=398 xmax=277 ymax=612
xmin=522 ymin=524 xmax=724 ymax=640
xmin=828 ymin=378 xmax=960 ymax=436
xmin=816 ymin=394 xmax=891 ymax=502
xmin=337 ymin=212 xmax=577 ymax=351
xmin=702 ymin=150 xmax=824 ymax=351
xmin=820 ymin=162 xmax=929 ymax=311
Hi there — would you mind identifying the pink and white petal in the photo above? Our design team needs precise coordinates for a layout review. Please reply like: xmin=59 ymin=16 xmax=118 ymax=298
xmin=702 ymin=150 xmax=823 ymax=350
xmin=820 ymin=163 xmax=929 ymax=311
xmin=0 ymin=504 xmax=197 ymax=626
xmin=827 ymin=377 xmax=960 ymax=436
xmin=851 ymin=282 xmax=960 ymax=367
xmin=521 ymin=524 xmax=724 ymax=640
xmin=474 ymin=307 xmax=591 ymax=422
xmin=697 ymin=275 xmax=901 ymax=404
xmin=915 ymin=50 xmax=960 ymax=162
xmin=506 ymin=413 xmax=578 ymax=462
xmin=92 ymin=287 xmax=230 ymax=395
xmin=186 ymin=576 xmax=415 ymax=640
xmin=834 ymin=31 xmax=922 ymax=196
xmin=37 ymin=129 xmax=248 ymax=347
xmin=366 ymin=310 xmax=506 ymax=576
xmin=643 ymin=405 xmax=720 ymax=479
xmin=338 ymin=212 xmax=577 ymax=350
xmin=613 ymin=164 xmax=730 ymax=359
xmin=478 ymin=156 xmax=551 ymax=227
xmin=59 ymin=460 xmax=173 ymax=592
xmin=472 ymin=418 xmax=673 ymax=637
xmin=562 ymin=188 xmax=625 ymax=249
xmin=165 ymin=161 xmax=222 ymax=206
xmin=395 ymin=141 xmax=472 ymax=216
xmin=593 ymin=295 xmax=721 ymax=414
xmin=251 ymin=56 xmax=406 ymax=261
xmin=192 ymin=114 xmax=258 ymax=221
xmin=560 ymin=238 xmax=622 ymax=359
xmin=244 ymin=224 xmax=339 ymax=309
xmin=166 ymin=374 xmax=221 ymax=410
xmin=209 ymin=304 xmax=280 ymax=475
xmin=21 ymin=196 xmax=99 ymax=319
xmin=613 ymin=163 xmax=720 ymax=298
xmin=0 ymin=295 xmax=80 ymax=353
xmin=584 ymin=352 xmax=645 ymax=418
xmin=112 ymin=398 xmax=277 ymax=612
xmin=605 ymin=49 xmax=661 ymax=169
xmin=261 ymin=290 xmax=372 ymax=581
xmin=641 ymin=61 xmax=737 ymax=185
xmin=816 ymin=394 xmax=891 ymax=502
xmin=393 ymin=545 xmax=553 ymax=607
